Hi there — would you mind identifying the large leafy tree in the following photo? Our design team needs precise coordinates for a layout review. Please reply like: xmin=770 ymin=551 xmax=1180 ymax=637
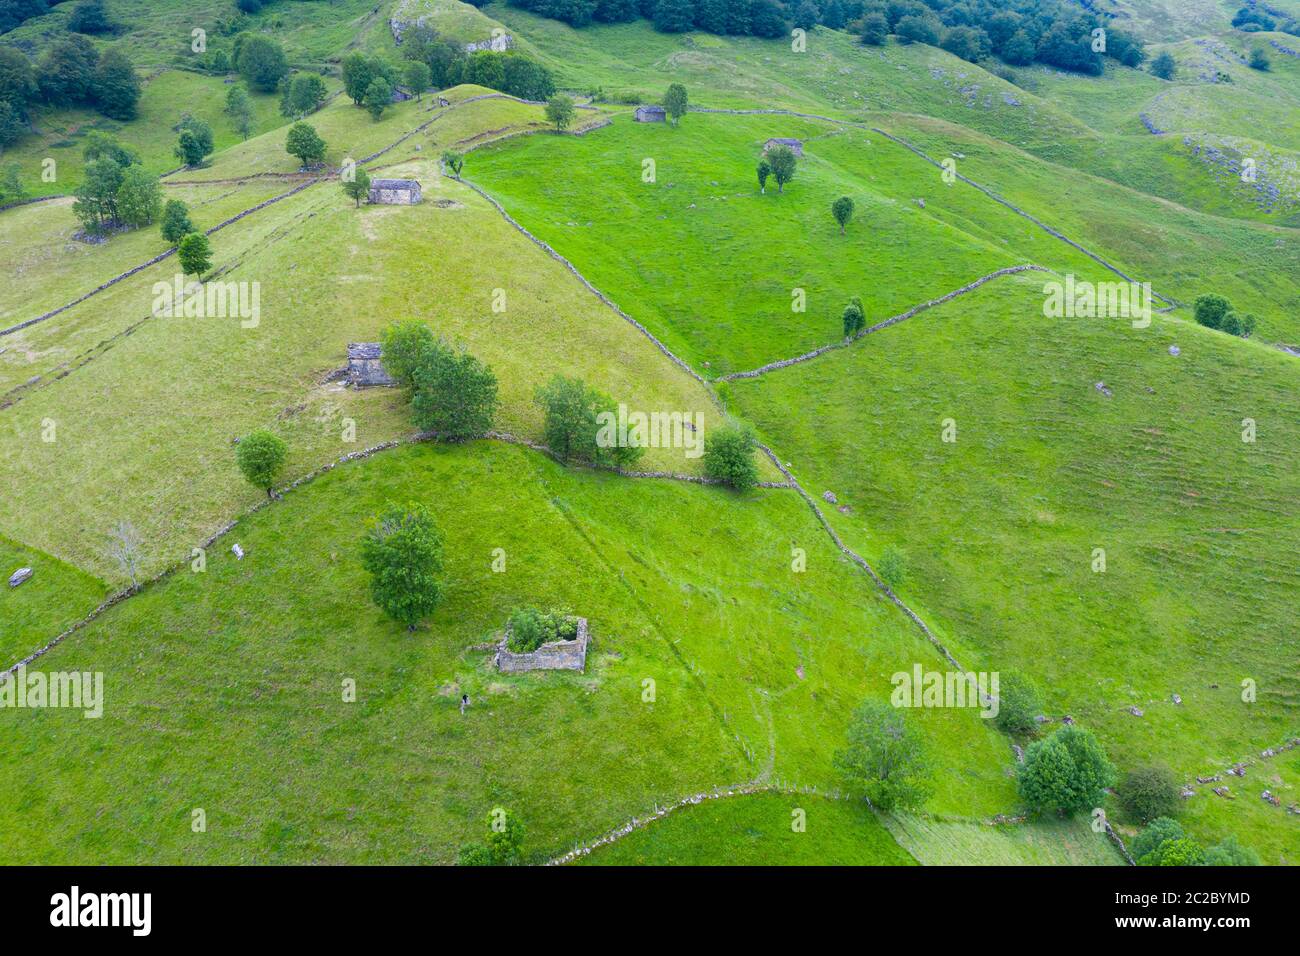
xmin=160 ymin=199 xmax=194 ymax=244
xmin=177 ymin=231 xmax=212 ymax=279
xmin=341 ymin=51 xmax=376 ymax=106
xmin=72 ymin=157 xmax=125 ymax=233
xmin=1018 ymin=725 xmax=1116 ymax=815
xmin=702 ymin=422 xmax=759 ymax=490
xmin=92 ymin=49 xmax=140 ymax=120
xmin=38 ymin=35 xmax=99 ymax=106
xmin=115 ymin=165 xmax=162 ymax=228
xmin=545 ymin=93 xmax=575 ymax=131
xmin=360 ymin=503 xmax=446 ymax=631
xmin=235 ymin=33 xmax=288 ymax=92
xmin=279 ymin=72 xmax=326 ymax=118
xmin=285 ymin=121 xmax=326 ymax=167
xmin=832 ymin=195 xmax=854 ymax=234
xmin=663 ymin=82 xmax=687 ymax=125
xmin=535 ymin=374 xmax=601 ymax=462
xmin=410 ymin=343 xmax=499 ymax=441
xmin=833 ymin=700 xmax=933 ymax=811
xmin=766 ymin=144 xmax=797 ymax=193
xmin=235 ymin=430 xmax=286 ymax=497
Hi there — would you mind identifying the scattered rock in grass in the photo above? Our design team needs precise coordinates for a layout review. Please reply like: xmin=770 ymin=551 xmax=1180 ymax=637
xmin=1095 ymin=381 xmax=1113 ymax=397
xmin=1062 ymin=714 xmax=1075 ymax=724
xmin=1262 ymin=791 xmax=1281 ymax=806
xmin=1172 ymin=692 xmax=1182 ymax=704
xmin=838 ymin=504 xmax=852 ymax=515
xmin=822 ymin=491 xmax=838 ymax=504
xmin=1012 ymin=744 xmax=1024 ymax=763
xmin=795 ymin=665 xmax=805 ymax=680
xmin=8 ymin=567 xmax=33 ymax=588
xmin=1229 ymin=763 xmax=1246 ymax=777
xmin=915 ymin=197 xmax=926 ymax=208
xmin=1127 ymin=705 xmax=1144 ymax=716
xmin=1197 ymin=774 xmax=1220 ymax=783
xmin=1289 ymin=804 xmax=1300 ymax=815
xmin=1262 ymin=747 xmax=1276 ymax=758
xmin=1180 ymin=786 xmax=1195 ymax=798
xmin=1212 ymin=786 xmax=1233 ymax=798
xmin=231 ymin=543 xmax=245 ymax=560
xmin=1169 ymin=345 xmax=1180 ymax=356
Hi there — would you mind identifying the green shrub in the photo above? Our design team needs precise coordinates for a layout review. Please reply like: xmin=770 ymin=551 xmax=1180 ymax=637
xmin=877 ymin=545 xmax=905 ymax=589
xmin=235 ymin=430 xmax=286 ymax=497
xmin=702 ymin=422 xmax=759 ymax=491
xmin=992 ymin=672 xmax=1042 ymax=737
xmin=1131 ymin=817 xmax=1183 ymax=861
xmin=1017 ymin=725 xmax=1115 ymax=816
xmin=506 ymin=606 xmax=576 ymax=652
xmin=1117 ymin=764 xmax=1180 ymax=824
xmin=833 ymin=700 xmax=932 ymax=811
xmin=1146 ymin=837 xmax=1205 ymax=866
xmin=1204 ymin=835 xmax=1260 ymax=866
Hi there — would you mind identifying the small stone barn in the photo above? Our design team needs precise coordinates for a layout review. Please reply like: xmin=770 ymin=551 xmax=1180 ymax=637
xmin=347 ymin=343 xmax=396 ymax=387
xmin=764 ymin=137 xmax=804 ymax=157
xmin=635 ymin=105 xmax=666 ymax=123
xmin=368 ymin=178 xmax=422 ymax=205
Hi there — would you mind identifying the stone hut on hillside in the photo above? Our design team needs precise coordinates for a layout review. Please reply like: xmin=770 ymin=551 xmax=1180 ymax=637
xmin=368 ymin=178 xmax=422 ymax=205
xmin=635 ymin=105 xmax=666 ymax=123
xmin=764 ymin=137 xmax=804 ymax=157
xmin=347 ymin=343 xmax=396 ymax=388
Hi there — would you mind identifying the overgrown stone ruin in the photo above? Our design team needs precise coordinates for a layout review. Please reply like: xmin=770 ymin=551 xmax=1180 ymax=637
xmin=346 ymin=343 xmax=396 ymax=387
xmin=495 ymin=617 xmax=589 ymax=673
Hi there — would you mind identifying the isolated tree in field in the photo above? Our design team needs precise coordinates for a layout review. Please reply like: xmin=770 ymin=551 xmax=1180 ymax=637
xmin=403 ymin=60 xmax=431 ymax=100
xmin=832 ymin=195 xmax=854 ymax=234
xmin=225 ymin=83 xmax=255 ymax=140
xmin=841 ymin=295 xmax=865 ymax=338
xmin=380 ymin=320 xmax=439 ymax=387
xmin=177 ymin=232 xmax=212 ymax=280
xmin=766 ymin=144 xmax=797 ymax=193
xmin=1151 ymin=52 xmax=1176 ymax=80
xmin=702 ymin=422 xmax=758 ymax=491
xmin=545 ymin=93 xmax=575 ymax=132
xmin=1193 ymin=292 xmax=1230 ymax=330
xmin=235 ymin=429 xmax=286 ymax=498
xmin=1117 ymin=764 xmax=1180 ymax=825
xmin=442 ymin=150 xmax=464 ymax=177
xmin=342 ymin=165 xmax=371 ymax=207
xmin=1249 ymin=48 xmax=1270 ymax=71
xmin=114 ymin=166 xmax=162 ymax=228
xmin=160 ymin=199 xmax=194 ymax=244
xmin=279 ymin=72 xmax=327 ymax=118
xmin=364 ymin=77 xmax=392 ymax=120
xmin=411 ymin=343 xmax=499 ymax=441
xmin=1018 ymin=724 xmax=1115 ymax=816
xmin=360 ymin=502 xmax=445 ymax=631
xmin=235 ymin=34 xmax=288 ymax=92
xmin=285 ymin=121 xmax=326 ymax=167
xmin=663 ymin=82 xmax=688 ymax=126
xmin=458 ymin=808 xmax=525 ymax=866
xmin=833 ymin=699 xmax=932 ymax=811
xmin=93 ymin=49 xmax=141 ymax=121
xmin=877 ymin=544 xmax=904 ymax=589
xmin=535 ymin=374 xmax=600 ymax=462
xmin=991 ymin=671 xmax=1042 ymax=737
xmin=106 ymin=519 xmax=143 ymax=588
xmin=756 ymin=158 xmax=771 ymax=194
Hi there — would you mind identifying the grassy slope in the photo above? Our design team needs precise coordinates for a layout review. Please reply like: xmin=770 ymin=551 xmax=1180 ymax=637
xmin=0 ymin=94 xmax=757 ymax=583
xmin=0 ymin=534 xmax=108 ymax=667
xmin=884 ymin=812 xmax=1124 ymax=866
xmin=470 ymin=113 xmax=1108 ymax=375
xmin=577 ymin=793 xmax=919 ymax=865
xmin=728 ymin=274 xmax=1299 ymax=862
xmin=0 ymin=440 xmax=1016 ymax=863
xmin=0 ymin=179 xmax=288 ymax=328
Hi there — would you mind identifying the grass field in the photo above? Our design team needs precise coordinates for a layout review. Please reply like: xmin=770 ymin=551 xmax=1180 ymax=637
xmin=0 ymin=440 xmax=1018 ymax=863
xmin=3 ymin=4 xmax=1297 ymax=868
xmin=728 ymin=274 xmax=1300 ymax=862
xmin=577 ymin=793 xmax=919 ymax=865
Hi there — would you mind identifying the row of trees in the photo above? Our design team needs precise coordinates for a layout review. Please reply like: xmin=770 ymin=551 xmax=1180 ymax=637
xmin=854 ymin=1 xmax=1146 ymax=76
xmin=506 ymin=0 xmax=791 ymax=38
xmin=396 ymin=23 xmax=557 ymax=102
xmin=0 ymin=35 xmax=140 ymax=147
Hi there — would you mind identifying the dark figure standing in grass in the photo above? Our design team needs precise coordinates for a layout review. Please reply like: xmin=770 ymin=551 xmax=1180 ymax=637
xmin=460 ymin=694 xmax=470 ymax=715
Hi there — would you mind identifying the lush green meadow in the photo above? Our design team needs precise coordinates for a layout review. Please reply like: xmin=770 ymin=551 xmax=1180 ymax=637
xmin=578 ymin=793 xmax=919 ymax=865
xmin=729 ymin=274 xmax=1300 ymax=861
xmin=0 ymin=534 xmax=107 ymax=667
xmin=0 ymin=440 xmax=1018 ymax=863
